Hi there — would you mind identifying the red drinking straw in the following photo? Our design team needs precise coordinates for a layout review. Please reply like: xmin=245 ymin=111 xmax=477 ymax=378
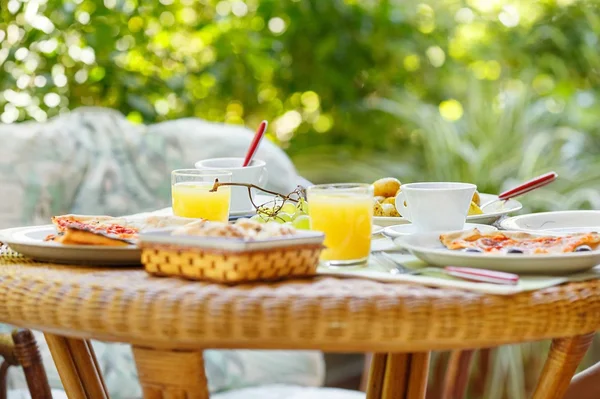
xmin=243 ymin=120 xmax=268 ymax=167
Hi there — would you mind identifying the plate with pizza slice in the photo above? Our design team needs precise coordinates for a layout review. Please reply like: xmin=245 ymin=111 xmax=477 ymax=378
xmin=0 ymin=214 xmax=196 ymax=265
xmin=394 ymin=228 xmax=600 ymax=274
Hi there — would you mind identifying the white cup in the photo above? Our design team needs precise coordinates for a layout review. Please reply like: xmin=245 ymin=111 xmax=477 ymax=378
xmin=194 ymin=157 xmax=268 ymax=213
xmin=395 ymin=182 xmax=476 ymax=232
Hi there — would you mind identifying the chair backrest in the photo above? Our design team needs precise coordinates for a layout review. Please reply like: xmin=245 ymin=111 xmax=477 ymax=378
xmin=0 ymin=329 xmax=53 ymax=399
xmin=0 ymin=108 xmax=303 ymax=229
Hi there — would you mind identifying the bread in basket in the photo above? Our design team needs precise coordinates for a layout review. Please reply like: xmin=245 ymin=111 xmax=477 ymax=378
xmin=140 ymin=219 xmax=325 ymax=283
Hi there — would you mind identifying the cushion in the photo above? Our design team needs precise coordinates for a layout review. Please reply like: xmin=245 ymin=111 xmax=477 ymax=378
xmin=0 ymin=107 xmax=301 ymax=229
xmin=8 ymin=389 xmax=67 ymax=399
xmin=1 ymin=330 xmax=325 ymax=398
xmin=213 ymin=385 xmax=366 ymax=399
xmin=8 ymin=385 xmax=364 ymax=399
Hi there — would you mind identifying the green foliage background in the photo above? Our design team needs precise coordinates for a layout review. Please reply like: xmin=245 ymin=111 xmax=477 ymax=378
xmin=4 ymin=1 xmax=600 ymax=397
xmin=2 ymin=0 xmax=600 ymax=211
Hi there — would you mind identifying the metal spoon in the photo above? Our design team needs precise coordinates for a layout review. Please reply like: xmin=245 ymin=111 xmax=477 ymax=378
xmin=372 ymin=251 xmax=519 ymax=285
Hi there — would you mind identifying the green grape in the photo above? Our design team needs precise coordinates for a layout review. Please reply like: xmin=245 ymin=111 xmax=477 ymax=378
xmin=292 ymin=211 xmax=306 ymax=220
xmin=292 ymin=215 xmax=311 ymax=230
xmin=275 ymin=212 xmax=293 ymax=223
xmin=280 ymin=202 xmax=297 ymax=215
xmin=250 ymin=214 xmax=268 ymax=223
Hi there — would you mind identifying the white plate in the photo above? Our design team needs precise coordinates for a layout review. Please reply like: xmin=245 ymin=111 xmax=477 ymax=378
xmin=394 ymin=230 xmax=600 ymax=274
xmin=229 ymin=209 xmax=256 ymax=217
xmin=501 ymin=211 xmax=600 ymax=234
xmin=373 ymin=193 xmax=522 ymax=227
xmin=383 ymin=223 xmax=497 ymax=238
xmin=372 ymin=225 xmax=384 ymax=236
xmin=0 ymin=225 xmax=141 ymax=265
xmin=140 ymin=229 xmax=324 ymax=252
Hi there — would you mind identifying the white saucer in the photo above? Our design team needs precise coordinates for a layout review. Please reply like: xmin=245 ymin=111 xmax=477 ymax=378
xmin=373 ymin=193 xmax=522 ymax=227
xmin=383 ymin=223 xmax=497 ymax=238
xmin=229 ymin=209 xmax=257 ymax=217
xmin=229 ymin=193 xmax=275 ymax=216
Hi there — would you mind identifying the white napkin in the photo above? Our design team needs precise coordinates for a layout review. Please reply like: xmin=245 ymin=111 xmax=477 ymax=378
xmin=317 ymin=236 xmax=600 ymax=295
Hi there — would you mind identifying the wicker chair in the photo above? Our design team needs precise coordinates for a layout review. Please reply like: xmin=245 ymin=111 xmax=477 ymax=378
xmin=0 ymin=329 xmax=52 ymax=399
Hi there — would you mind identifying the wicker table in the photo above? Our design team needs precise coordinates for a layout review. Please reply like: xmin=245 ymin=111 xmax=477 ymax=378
xmin=0 ymin=253 xmax=599 ymax=399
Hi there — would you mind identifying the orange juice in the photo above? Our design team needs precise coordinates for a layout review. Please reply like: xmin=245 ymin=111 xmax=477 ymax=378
xmin=172 ymin=182 xmax=231 ymax=221
xmin=308 ymin=194 xmax=373 ymax=263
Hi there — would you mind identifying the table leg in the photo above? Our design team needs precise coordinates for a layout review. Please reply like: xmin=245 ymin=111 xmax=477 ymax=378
xmin=382 ymin=353 xmax=410 ymax=398
xmin=471 ymin=348 xmax=491 ymax=398
xmin=86 ymin=340 xmax=109 ymax=397
xmin=367 ymin=353 xmax=388 ymax=399
xmin=440 ymin=350 xmax=475 ymax=399
xmin=44 ymin=334 xmax=109 ymax=399
xmin=366 ymin=352 xmax=430 ymax=399
xmin=532 ymin=333 xmax=595 ymax=399
xmin=132 ymin=346 xmax=210 ymax=399
xmin=407 ymin=352 xmax=430 ymax=399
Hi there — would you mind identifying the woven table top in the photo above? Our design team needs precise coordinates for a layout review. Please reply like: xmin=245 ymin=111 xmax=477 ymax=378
xmin=1 ymin=247 xmax=599 ymax=352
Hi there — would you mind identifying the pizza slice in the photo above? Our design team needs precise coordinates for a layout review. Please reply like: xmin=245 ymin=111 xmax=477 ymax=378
xmin=51 ymin=215 xmax=137 ymax=238
xmin=440 ymin=229 xmax=600 ymax=254
xmin=54 ymin=227 xmax=135 ymax=246
xmin=48 ymin=214 xmax=197 ymax=246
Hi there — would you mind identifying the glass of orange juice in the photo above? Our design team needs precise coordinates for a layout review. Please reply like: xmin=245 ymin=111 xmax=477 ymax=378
xmin=307 ymin=183 xmax=374 ymax=266
xmin=171 ymin=169 xmax=232 ymax=222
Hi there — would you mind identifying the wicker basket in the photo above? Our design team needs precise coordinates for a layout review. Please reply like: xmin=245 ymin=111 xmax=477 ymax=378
xmin=141 ymin=243 xmax=323 ymax=283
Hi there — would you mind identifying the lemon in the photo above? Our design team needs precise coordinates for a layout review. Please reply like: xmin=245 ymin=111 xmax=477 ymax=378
xmin=468 ymin=201 xmax=483 ymax=215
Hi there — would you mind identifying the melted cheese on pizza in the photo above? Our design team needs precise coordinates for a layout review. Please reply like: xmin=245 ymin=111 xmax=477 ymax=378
xmin=440 ymin=229 xmax=600 ymax=254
